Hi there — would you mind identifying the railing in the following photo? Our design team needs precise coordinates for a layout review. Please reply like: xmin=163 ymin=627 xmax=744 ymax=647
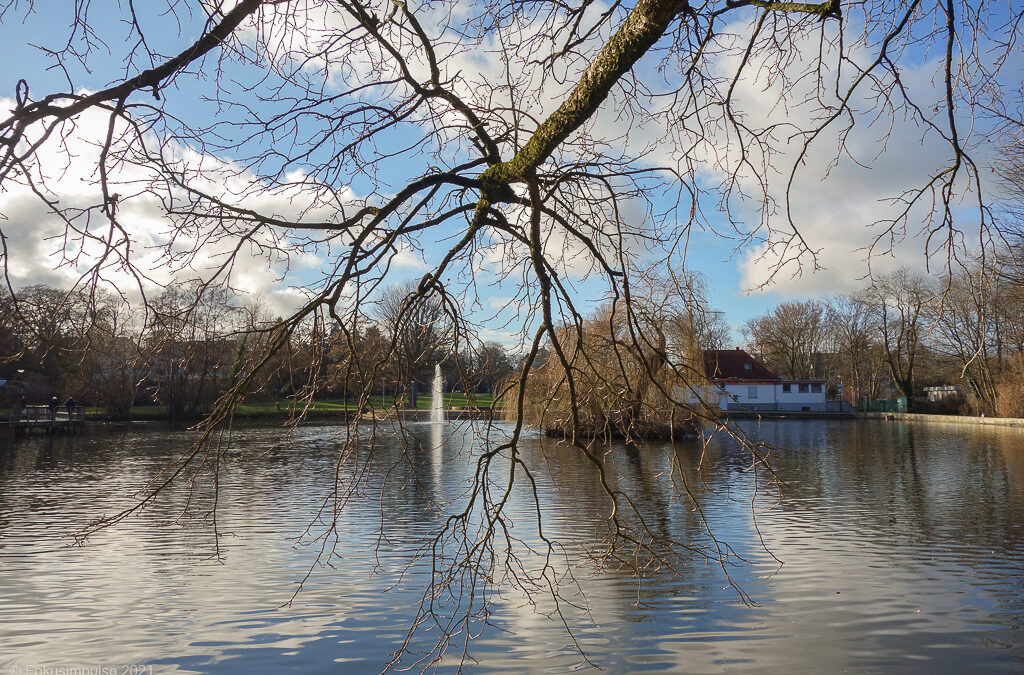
xmin=7 ymin=404 xmax=86 ymax=430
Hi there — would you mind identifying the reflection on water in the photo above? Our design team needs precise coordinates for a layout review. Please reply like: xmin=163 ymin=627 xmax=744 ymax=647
xmin=0 ymin=419 xmax=1022 ymax=673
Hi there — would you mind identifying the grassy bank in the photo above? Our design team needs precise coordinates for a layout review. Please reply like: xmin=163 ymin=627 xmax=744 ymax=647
xmin=0 ymin=394 xmax=499 ymax=422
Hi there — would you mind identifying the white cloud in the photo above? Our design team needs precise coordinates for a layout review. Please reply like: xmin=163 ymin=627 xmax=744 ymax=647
xmin=390 ymin=241 xmax=430 ymax=271
xmin=487 ymin=296 xmax=515 ymax=310
xmin=710 ymin=21 xmax=998 ymax=297
xmin=5 ymin=4 xmax=1008 ymax=332
xmin=0 ymin=101 xmax=360 ymax=318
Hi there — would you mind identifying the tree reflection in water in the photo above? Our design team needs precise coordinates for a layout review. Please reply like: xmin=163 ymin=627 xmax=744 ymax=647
xmin=0 ymin=420 xmax=1022 ymax=672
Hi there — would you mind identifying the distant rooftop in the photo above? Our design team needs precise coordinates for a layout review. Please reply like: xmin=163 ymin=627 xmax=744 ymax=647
xmin=703 ymin=349 xmax=778 ymax=381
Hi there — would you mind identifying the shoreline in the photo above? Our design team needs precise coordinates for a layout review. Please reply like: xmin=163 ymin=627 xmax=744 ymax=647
xmin=7 ymin=407 xmax=1024 ymax=432
xmin=855 ymin=411 xmax=1024 ymax=428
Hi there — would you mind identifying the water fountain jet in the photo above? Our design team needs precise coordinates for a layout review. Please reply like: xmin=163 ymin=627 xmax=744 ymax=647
xmin=431 ymin=364 xmax=444 ymax=424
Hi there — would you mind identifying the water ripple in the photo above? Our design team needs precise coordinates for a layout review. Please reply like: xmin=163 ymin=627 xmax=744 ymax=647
xmin=0 ymin=420 xmax=1022 ymax=672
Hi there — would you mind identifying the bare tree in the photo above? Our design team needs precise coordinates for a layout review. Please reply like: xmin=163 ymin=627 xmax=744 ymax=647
xmin=462 ymin=341 xmax=515 ymax=396
xmin=326 ymin=315 xmax=395 ymax=403
xmin=0 ymin=0 xmax=1018 ymax=666
xmin=84 ymin=295 xmax=144 ymax=417
xmin=144 ymin=283 xmax=242 ymax=419
xmin=514 ymin=281 xmax=705 ymax=441
xmin=374 ymin=280 xmax=454 ymax=407
xmin=694 ymin=310 xmax=734 ymax=351
xmin=667 ymin=272 xmax=733 ymax=352
xmin=925 ymin=262 xmax=998 ymax=410
xmin=861 ymin=269 xmax=934 ymax=410
xmin=993 ymin=99 xmax=1024 ymax=258
xmin=8 ymin=284 xmax=101 ymax=393
xmin=824 ymin=294 xmax=888 ymax=404
xmin=742 ymin=299 xmax=826 ymax=379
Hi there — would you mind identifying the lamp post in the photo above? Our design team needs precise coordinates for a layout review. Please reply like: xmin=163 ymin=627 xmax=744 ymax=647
xmin=14 ymin=369 xmax=26 ymax=419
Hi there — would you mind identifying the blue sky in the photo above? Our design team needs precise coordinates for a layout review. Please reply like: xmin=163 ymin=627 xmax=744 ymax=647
xmin=0 ymin=1 xmax=1008 ymax=344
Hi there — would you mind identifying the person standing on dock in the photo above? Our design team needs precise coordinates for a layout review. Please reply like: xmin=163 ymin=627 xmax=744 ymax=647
xmin=49 ymin=395 xmax=58 ymax=421
xmin=65 ymin=396 xmax=76 ymax=420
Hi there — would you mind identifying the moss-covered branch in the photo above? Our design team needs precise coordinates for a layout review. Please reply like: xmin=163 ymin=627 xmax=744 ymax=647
xmin=724 ymin=0 xmax=840 ymax=18
xmin=481 ymin=0 xmax=691 ymax=194
xmin=481 ymin=0 xmax=840 ymax=198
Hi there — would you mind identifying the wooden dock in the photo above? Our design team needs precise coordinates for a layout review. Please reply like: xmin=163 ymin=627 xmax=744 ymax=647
xmin=6 ymin=405 xmax=86 ymax=434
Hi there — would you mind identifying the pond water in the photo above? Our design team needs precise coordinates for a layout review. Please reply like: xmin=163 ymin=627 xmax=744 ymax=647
xmin=1 ymin=419 xmax=1022 ymax=673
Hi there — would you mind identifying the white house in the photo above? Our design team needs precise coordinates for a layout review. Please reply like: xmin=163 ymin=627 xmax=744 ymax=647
xmin=700 ymin=349 xmax=828 ymax=412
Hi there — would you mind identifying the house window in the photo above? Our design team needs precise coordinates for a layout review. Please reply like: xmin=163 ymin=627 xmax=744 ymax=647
xmin=799 ymin=383 xmax=809 ymax=393
xmin=748 ymin=386 xmax=758 ymax=399
xmin=782 ymin=383 xmax=791 ymax=393
xmin=744 ymin=362 xmax=753 ymax=371
xmin=811 ymin=383 xmax=822 ymax=394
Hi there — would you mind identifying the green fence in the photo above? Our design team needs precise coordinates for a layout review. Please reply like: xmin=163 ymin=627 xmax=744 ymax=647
xmin=860 ymin=397 xmax=907 ymax=413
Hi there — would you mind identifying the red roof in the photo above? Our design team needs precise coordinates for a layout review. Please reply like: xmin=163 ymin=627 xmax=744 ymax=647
xmin=703 ymin=349 xmax=778 ymax=381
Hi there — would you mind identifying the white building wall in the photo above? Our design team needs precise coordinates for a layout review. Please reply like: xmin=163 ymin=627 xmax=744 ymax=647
xmin=677 ymin=382 xmax=828 ymax=412
xmin=676 ymin=384 xmax=730 ymax=411
xmin=777 ymin=383 xmax=827 ymax=411
xmin=721 ymin=382 xmax=778 ymax=410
